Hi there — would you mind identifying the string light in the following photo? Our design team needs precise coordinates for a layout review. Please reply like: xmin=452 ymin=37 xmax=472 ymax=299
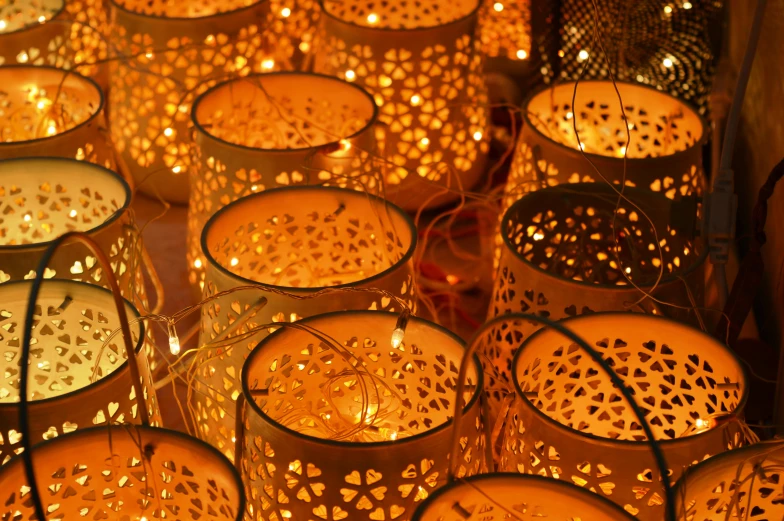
xmin=0 ymin=21 xmax=6 ymax=31
xmin=261 ymin=58 xmax=275 ymax=71
xmin=473 ymin=131 xmax=483 ymax=141
xmin=664 ymin=5 xmax=673 ymax=13
xmin=578 ymin=50 xmax=589 ymax=61
xmin=163 ymin=127 xmax=174 ymax=137
xmin=683 ymin=1 xmax=692 ymax=8
xmin=167 ymin=321 xmax=181 ymax=356
xmin=367 ymin=13 xmax=379 ymax=24
xmin=516 ymin=49 xmax=528 ymax=60
xmin=390 ymin=309 xmax=410 ymax=348
xmin=345 ymin=69 xmax=356 ymax=81
xmin=172 ymin=166 xmax=182 ymax=174
xmin=410 ymin=94 xmax=422 ymax=106
xmin=663 ymin=57 xmax=673 ymax=68
xmin=493 ymin=2 xmax=504 ymax=11
xmin=280 ymin=7 xmax=291 ymax=17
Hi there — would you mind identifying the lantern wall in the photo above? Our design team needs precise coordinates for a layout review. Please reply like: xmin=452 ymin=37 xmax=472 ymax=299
xmin=195 ymin=186 xmax=417 ymax=460
xmin=0 ymin=280 xmax=160 ymax=465
xmin=188 ymin=72 xmax=378 ymax=295
xmin=313 ymin=0 xmax=490 ymax=211
xmin=240 ymin=311 xmax=484 ymax=521
xmin=108 ymin=0 xmax=272 ymax=203
xmin=0 ymin=66 xmax=115 ymax=172
xmin=0 ymin=426 xmax=245 ymax=521
xmin=485 ymin=184 xmax=707 ymax=419
xmin=500 ymin=312 xmax=749 ymax=521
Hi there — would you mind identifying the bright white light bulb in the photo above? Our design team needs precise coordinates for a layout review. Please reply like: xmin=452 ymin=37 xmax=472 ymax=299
xmin=281 ymin=7 xmax=291 ymax=17
xmin=663 ymin=57 xmax=673 ymax=68
xmin=493 ymin=2 xmax=504 ymax=11
xmin=516 ymin=49 xmax=528 ymax=60
xmin=163 ymin=127 xmax=173 ymax=137
xmin=391 ymin=327 xmax=405 ymax=348
xmin=69 ymin=209 xmax=77 ymax=218
xmin=345 ymin=69 xmax=356 ymax=81
xmin=473 ymin=131 xmax=483 ymax=141
xmin=0 ymin=20 xmax=6 ymax=30
xmin=367 ymin=13 xmax=379 ymax=24
xmin=578 ymin=50 xmax=589 ymax=61
xmin=168 ymin=323 xmax=180 ymax=356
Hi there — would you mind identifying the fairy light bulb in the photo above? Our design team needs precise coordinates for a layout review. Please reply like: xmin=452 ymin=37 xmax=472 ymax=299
xmin=345 ymin=69 xmax=356 ymax=81
xmin=493 ymin=2 xmax=503 ymax=11
xmin=167 ymin=321 xmax=181 ymax=356
xmin=0 ymin=20 xmax=6 ymax=31
xmin=281 ymin=7 xmax=291 ymax=17
xmin=367 ymin=13 xmax=379 ymax=24
xmin=516 ymin=49 xmax=528 ymax=60
xmin=578 ymin=50 xmax=589 ymax=61
xmin=391 ymin=309 xmax=411 ymax=348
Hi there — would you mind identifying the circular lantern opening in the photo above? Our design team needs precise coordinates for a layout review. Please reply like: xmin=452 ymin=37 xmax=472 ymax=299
xmin=0 ymin=66 xmax=103 ymax=145
xmin=412 ymin=474 xmax=637 ymax=521
xmin=513 ymin=312 xmax=748 ymax=443
xmin=0 ymin=158 xmax=130 ymax=247
xmin=524 ymin=81 xmax=705 ymax=160
xmin=501 ymin=183 xmax=705 ymax=288
xmin=243 ymin=310 xmax=482 ymax=443
xmin=0 ymin=0 xmax=64 ymax=33
xmin=193 ymin=72 xmax=378 ymax=152
xmin=0 ymin=280 xmax=145 ymax=404
xmin=0 ymin=426 xmax=245 ymax=521
xmin=110 ymin=0 xmax=266 ymax=19
xmin=320 ymin=0 xmax=480 ymax=30
xmin=202 ymin=186 xmax=416 ymax=291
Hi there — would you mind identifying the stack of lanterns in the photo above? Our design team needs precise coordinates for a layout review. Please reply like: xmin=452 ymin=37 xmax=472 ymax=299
xmin=0 ymin=1 xmax=772 ymax=521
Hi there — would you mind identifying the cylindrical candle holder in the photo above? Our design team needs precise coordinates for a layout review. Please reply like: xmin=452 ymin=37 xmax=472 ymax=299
xmin=240 ymin=310 xmax=484 ymax=521
xmin=499 ymin=312 xmax=748 ymax=520
xmin=314 ymin=0 xmax=490 ymax=211
xmin=412 ymin=474 xmax=636 ymax=521
xmin=108 ymin=0 xmax=271 ymax=204
xmin=0 ymin=158 xmax=161 ymax=362
xmin=0 ymin=425 xmax=245 ymax=521
xmin=188 ymin=72 xmax=378 ymax=295
xmin=0 ymin=0 xmax=108 ymax=82
xmin=484 ymin=183 xmax=707 ymax=418
xmin=0 ymin=66 xmax=115 ymax=171
xmin=674 ymin=441 xmax=784 ymax=520
xmin=195 ymin=186 xmax=417 ymax=460
xmin=504 ymin=80 xmax=706 ymax=211
xmin=0 ymin=279 xmax=160 ymax=465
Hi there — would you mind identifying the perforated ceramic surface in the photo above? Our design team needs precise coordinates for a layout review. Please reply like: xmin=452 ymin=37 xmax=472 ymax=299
xmin=0 ymin=280 xmax=159 ymax=464
xmin=0 ymin=67 xmax=114 ymax=169
xmin=675 ymin=442 xmax=784 ymax=521
xmin=0 ymin=0 xmax=63 ymax=33
xmin=479 ymin=0 xmax=531 ymax=60
xmin=240 ymin=311 xmax=484 ymax=521
xmin=503 ymin=81 xmax=705 ymax=226
xmin=315 ymin=0 xmax=489 ymax=210
xmin=411 ymin=474 xmax=636 ymax=521
xmin=0 ymin=1 xmax=108 ymax=86
xmin=195 ymin=187 xmax=416 ymax=461
xmin=0 ymin=158 xmax=152 ymax=345
xmin=499 ymin=313 xmax=747 ymax=520
xmin=108 ymin=0 xmax=271 ymax=203
xmin=486 ymin=185 xmax=705 ymax=425
xmin=554 ymin=0 xmax=720 ymax=113
xmin=0 ymin=426 xmax=243 ymax=521
xmin=188 ymin=73 xmax=378 ymax=294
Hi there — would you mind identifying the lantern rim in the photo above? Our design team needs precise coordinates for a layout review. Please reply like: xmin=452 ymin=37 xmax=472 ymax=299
xmin=241 ymin=309 xmax=483 ymax=448
xmin=410 ymin=473 xmax=638 ymax=521
xmin=0 ymin=65 xmax=104 ymax=147
xmin=107 ymin=0 xmax=268 ymax=22
xmin=318 ymin=0 xmax=481 ymax=33
xmin=500 ymin=183 xmax=708 ymax=290
xmin=672 ymin=440 xmax=784 ymax=501
xmin=0 ymin=0 xmax=66 ymax=36
xmin=0 ymin=423 xmax=246 ymax=521
xmin=191 ymin=72 xmax=379 ymax=154
xmin=511 ymin=311 xmax=749 ymax=448
xmin=0 ymin=279 xmax=148 ymax=408
xmin=201 ymin=185 xmax=417 ymax=293
xmin=521 ymin=79 xmax=708 ymax=164
xmin=0 ymin=157 xmax=131 ymax=251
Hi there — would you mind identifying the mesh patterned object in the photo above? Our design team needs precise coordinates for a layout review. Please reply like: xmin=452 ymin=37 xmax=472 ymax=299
xmin=194 ymin=186 xmax=417 ymax=461
xmin=553 ymin=0 xmax=721 ymax=114
xmin=266 ymin=0 xmax=319 ymax=69
xmin=675 ymin=441 xmax=784 ymax=520
xmin=108 ymin=0 xmax=272 ymax=203
xmin=0 ymin=425 xmax=244 ymax=521
xmin=411 ymin=474 xmax=637 ymax=521
xmin=0 ymin=280 xmax=160 ymax=465
xmin=499 ymin=312 xmax=748 ymax=521
xmin=0 ymin=67 xmax=115 ymax=172
xmin=314 ymin=0 xmax=489 ymax=211
xmin=188 ymin=73 xmax=378 ymax=296
xmin=485 ymin=184 xmax=706 ymax=422
xmin=239 ymin=311 xmax=484 ymax=521
xmin=0 ymin=0 xmax=109 ymax=83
